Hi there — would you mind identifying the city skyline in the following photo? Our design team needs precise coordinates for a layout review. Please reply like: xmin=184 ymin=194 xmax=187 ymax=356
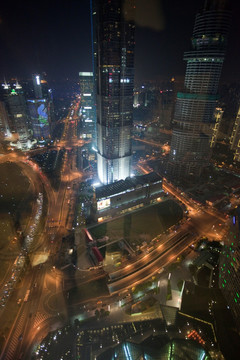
xmin=1 ymin=1 xmax=240 ymax=359
xmin=0 ymin=0 xmax=239 ymax=82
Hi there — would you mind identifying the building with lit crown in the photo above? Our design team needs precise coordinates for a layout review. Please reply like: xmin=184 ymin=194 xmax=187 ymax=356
xmin=32 ymin=74 xmax=43 ymax=99
xmin=167 ymin=0 xmax=231 ymax=182
xmin=93 ymin=0 xmax=135 ymax=184
xmin=3 ymin=81 xmax=30 ymax=150
xmin=27 ymin=74 xmax=52 ymax=142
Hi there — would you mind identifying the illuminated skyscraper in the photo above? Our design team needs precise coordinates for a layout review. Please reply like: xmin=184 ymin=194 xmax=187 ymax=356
xmin=210 ymin=107 xmax=224 ymax=148
xmin=79 ymin=72 xmax=95 ymax=140
xmin=3 ymin=81 xmax=30 ymax=149
xmin=94 ymin=0 xmax=135 ymax=184
xmin=32 ymin=74 xmax=43 ymax=99
xmin=27 ymin=99 xmax=50 ymax=140
xmin=230 ymin=106 xmax=240 ymax=162
xmin=167 ymin=0 xmax=231 ymax=182
xmin=219 ymin=207 xmax=240 ymax=331
xmin=27 ymin=73 xmax=52 ymax=142
xmin=0 ymin=101 xmax=11 ymax=137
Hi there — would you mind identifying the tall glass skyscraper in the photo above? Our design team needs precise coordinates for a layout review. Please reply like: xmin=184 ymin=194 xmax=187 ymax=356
xmin=0 ymin=101 xmax=11 ymax=137
xmin=79 ymin=72 xmax=96 ymax=140
xmin=230 ymin=106 xmax=240 ymax=162
xmin=93 ymin=0 xmax=135 ymax=184
xmin=167 ymin=0 xmax=231 ymax=182
xmin=3 ymin=81 xmax=30 ymax=150
xmin=27 ymin=74 xmax=52 ymax=141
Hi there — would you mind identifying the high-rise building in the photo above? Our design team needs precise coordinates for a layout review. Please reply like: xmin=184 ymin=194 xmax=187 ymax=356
xmin=27 ymin=99 xmax=50 ymax=140
xmin=0 ymin=101 xmax=11 ymax=137
xmin=32 ymin=74 xmax=43 ymax=99
xmin=3 ymin=81 xmax=30 ymax=150
xmin=79 ymin=72 xmax=96 ymax=140
xmin=219 ymin=207 xmax=240 ymax=331
xmin=167 ymin=0 xmax=231 ymax=182
xmin=230 ymin=106 xmax=240 ymax=162
xmin=27 ymin=73 xmax=53 ymax=141
xmin=210 ymin=107 xmax=224 ymax=148
xmin=32 ymin=73 xmax=50 ymax=99
xmin=94 ymin=0 xmax=135 ymax=184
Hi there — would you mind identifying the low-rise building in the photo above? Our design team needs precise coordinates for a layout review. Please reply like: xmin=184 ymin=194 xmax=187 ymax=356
xmin=205 ymin=194 xmax=227 ymax=207
xmin=93 ymin=172 xmax=163 ymax=222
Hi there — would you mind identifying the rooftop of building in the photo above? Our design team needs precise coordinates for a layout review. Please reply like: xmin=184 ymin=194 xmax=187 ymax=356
xmin=205 ymin=193 xmax=226 ymax=204
xmin=95 ymin=172 xmax=162 ymax=199
xmin=96 ymin=337 xmax=211 ymax=360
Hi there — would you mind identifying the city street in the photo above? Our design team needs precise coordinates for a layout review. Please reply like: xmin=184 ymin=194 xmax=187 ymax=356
xmin=0 ymin=100 xmax=230 ymax=359
xmin=0 ymin=101 xmax=88 ymax=360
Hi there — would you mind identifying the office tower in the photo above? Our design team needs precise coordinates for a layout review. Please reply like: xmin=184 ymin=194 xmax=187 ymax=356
xmin=230 ymin=106 xmax=240 ymax=162
xmin=27 ymin=74 xmax=53 ymax=141
xmin=210 ymin=107 xmax=224 ymax=148
xmin=4 ymin=81 xmax=30 ymax=150
xmin=158 ymin=88 xmax=174 ymax=130
xmin=167 ymin=0 xmax=231 ymax=182
xmin=133 ymin=90 xmax=139 ymax=108
xmin=91 ymin=0 xmax=97 ymax=131
xmin=27 ymin=99 xmax=50 ymax=140
xmin=219 ymin=207 xmax=240 ymax=331
xmin=218 ymin=83 xmax=240 ymax=138
xmin=0 ymin=101 xmax=11 ymax=137
xmin=32 ymin=74 xmax=43 ymax=99
xmin=94 ymin=0 xmax=135 ymax=184
xmin=79 ymin=72 xmax=95 ymax=140
xmin=32 ymin=73 xmax=49 ymax=99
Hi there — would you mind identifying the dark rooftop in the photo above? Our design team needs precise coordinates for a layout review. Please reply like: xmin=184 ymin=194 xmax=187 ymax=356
xmin=95 ymin=172 xmax=162 ymax=199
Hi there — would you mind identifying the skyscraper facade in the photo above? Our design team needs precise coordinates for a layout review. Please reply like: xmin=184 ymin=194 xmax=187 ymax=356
xmin=0 ymin=101 xmax=11 ymax=137
xmin=79 ymin=72 xmax=95 ymax=140
xmin=210 ymin=107 xmax=224 ymax=148
xmin=27 ymin=73 xmax=52 ymax=142
xmin=32 ymin=74 xmax=43 ymax=99
xmin=94 ymin=0 xmax=135 ymax=184
xmin=27 ymin=99 xmax=50 ymax=140
xmin=3 ymin=81 xmax=30 ymax=150
xmin=219 ymin=207 xmax=240 ymax=331
xmin=32 ymin=73 xmax=49 ymax=99
xmin=230 ymin=106 xmax=240 ymax=162
xmin=167 ymin=0 xmax=231 ymax=182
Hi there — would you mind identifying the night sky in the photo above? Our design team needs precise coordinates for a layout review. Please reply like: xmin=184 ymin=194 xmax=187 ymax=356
xmin=0 ymin=0 xmax=239 ymax=83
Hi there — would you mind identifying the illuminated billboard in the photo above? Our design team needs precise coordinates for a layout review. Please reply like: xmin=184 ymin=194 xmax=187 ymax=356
xmin=27 ymin=99 xmax=50 ymax=139
xmin=97 ymin=198 xmax=111 ymax=211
